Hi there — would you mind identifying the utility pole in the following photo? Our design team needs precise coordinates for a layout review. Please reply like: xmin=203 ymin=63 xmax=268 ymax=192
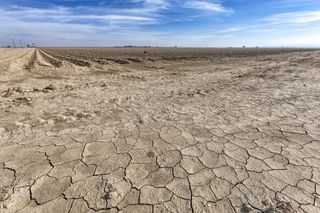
xmin=12 ymin=39 xmax=16 ymax=48
xmin=19 ymin=40 xmax=23 ymax=48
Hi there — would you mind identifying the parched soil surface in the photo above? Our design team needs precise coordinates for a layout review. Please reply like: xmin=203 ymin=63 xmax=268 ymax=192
xmin=1 ymin=48 xmax=320 ymax=213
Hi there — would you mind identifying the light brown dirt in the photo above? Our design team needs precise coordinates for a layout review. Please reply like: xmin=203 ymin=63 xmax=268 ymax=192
xmin=0 ymin=47 xmax=320 ymax=213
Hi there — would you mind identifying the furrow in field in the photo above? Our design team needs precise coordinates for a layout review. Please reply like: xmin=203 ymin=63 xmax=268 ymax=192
xmin=0 ymin=48 xmax=36 ymax=82
xmin=38 ymin=50 xmax=63 ymax=68
xmin=24 ymin=49 xmax=37 ymax=70
xmin=22 ymin=49 xmax=87 ymax=76
xmin=41 ymin=49 xmax=92 ymax=67
xmin=0 ymin=49 xmax=35 ymax=73
xmin=0 ymin=48 xmax=32 ymax=62
xmin=41 ymin=48 xmax=141 ymax=65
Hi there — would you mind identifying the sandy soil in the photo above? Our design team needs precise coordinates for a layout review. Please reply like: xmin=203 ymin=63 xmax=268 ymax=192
xmin=0 ymin=48 xmax=320 ymax=213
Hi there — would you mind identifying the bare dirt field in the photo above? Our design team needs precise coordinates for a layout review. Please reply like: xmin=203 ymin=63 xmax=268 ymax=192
xmin=1 ymin=47 xmax=320 ymax=213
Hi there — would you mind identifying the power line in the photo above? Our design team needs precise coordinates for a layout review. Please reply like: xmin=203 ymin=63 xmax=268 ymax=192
xmin=12 ymin=39 xmax=16 ymax=48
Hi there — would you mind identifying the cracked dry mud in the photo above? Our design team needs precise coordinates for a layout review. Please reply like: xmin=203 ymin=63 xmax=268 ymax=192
xmin=1 ymin=48 xmax=320 ymax=213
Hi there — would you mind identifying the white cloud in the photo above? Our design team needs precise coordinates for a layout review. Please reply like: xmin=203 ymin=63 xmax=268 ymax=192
xmin=219 ymin=27 xmax=246 ymax=33
xmin=267 ymin=0 xmax=320 ymax=9
xmin=265 ymin=10 xmax=320 ymax=24
xmin=3 ymin=0 xmax=319 ymax=47
xmin=10 ymin=5 xmax=70 ymax=15
xmin=0 ymin=5 xmax=164 ymax=47
xmin=130 ymin=0 xmax=169 ymax=8
xmin=184 ymin=0 xmax=231 ymax=13
xmin=124 ymin=0 xmax=170 ymax=14
xmin=0 ymin=6 xmax=158 ymax=25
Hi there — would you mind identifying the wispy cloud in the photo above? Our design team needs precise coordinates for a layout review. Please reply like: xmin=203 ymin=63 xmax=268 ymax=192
xmin=2 ymin=6 xmax=158 ymax=25
xmin=130 ymin=0 xmax=170 ymax=8
xmin=265 ymin=10 xmax=320 ymax=24
xmin=267 ymin=0 xmax=320 ymax=9
xmin=0 ymin=0 xmax=232 ymax=45
xmin=119 ymin=0 xmax=170 ymax=15
xmin=183 ymin=0 xmax=231 ymax=13
xmin=219 ymin=27 xmax=247 ymax=33
xmin=0 ymin=2 xmax=167 ymax=46
xmin=10 ymin=5 xmax=70 ymax=15
xmin=1 ymin=0 xmax=319 ymax=47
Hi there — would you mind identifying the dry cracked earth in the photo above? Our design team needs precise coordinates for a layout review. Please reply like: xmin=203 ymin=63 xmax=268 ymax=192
xmin=0 ymin=48 xmax=320 ymax=213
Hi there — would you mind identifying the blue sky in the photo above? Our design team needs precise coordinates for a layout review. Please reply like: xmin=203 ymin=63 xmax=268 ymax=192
xmin=0 ymin=0 xmax=320 ymax=47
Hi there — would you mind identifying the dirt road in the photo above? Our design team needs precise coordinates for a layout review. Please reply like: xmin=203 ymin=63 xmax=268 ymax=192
xmin=0 ymin=48 xmax=320 ymax=212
